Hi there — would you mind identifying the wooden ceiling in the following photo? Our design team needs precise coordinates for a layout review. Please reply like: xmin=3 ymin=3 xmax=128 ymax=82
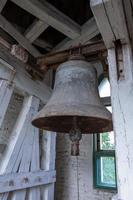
xmin=0 ymin=0 xmax=103 ymax=79
xmin=0 ymin=0 xmax=100 ymax=55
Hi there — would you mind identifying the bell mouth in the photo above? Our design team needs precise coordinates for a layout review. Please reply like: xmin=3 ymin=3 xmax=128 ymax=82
xmin=32 ymin=115 xmax=113 ymax=134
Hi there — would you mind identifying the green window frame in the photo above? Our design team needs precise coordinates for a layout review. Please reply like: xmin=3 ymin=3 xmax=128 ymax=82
xmin=93 ymin=76 xmax=117 ymax=190
xmin=93 ymin=133 xmax=117 ymax=190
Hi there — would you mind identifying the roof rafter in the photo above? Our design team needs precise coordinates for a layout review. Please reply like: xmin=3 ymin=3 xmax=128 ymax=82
xmin=0 ymin=14 xmax=41 ymax=57
xmin=0 ymin=45 xmax=51 ymax=104
xmin=53 ymin=17 xmax=100 ymax=52
xmin=24 ymin=19 xmax=49 ymax=43
xmin=24 ymin=19 xmax=52 ymax=51
xmin=11 ymin=0 xmax=81 ymax=39
xmin=0 ymin=0 xmax=7 ymax=12
xmin=90 ymin=0 xmax=129 ymax=48
xmin=34 ymin=38 xmax=53 ymax=51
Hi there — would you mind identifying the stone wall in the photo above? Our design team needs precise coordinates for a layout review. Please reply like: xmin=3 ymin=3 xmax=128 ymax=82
xmin=55 ymin=134 xmax=116 ymax=200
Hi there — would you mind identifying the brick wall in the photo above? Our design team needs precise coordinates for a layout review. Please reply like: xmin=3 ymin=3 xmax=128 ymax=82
xmin=55 ymin=134 xmax=116 ymax=200
xmin=0 ymin=91 xmax=24 ymax=159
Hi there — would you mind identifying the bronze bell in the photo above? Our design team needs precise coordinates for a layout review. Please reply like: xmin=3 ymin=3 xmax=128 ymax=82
xmin=32 ymin=55 xmax=112 ymax=134
xmin=32 ymin=55 xmax=112 ymax=156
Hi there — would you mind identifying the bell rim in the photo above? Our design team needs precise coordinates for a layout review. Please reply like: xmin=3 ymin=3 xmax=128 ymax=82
xmin=32 ymin=115 xmax=113 ymax=133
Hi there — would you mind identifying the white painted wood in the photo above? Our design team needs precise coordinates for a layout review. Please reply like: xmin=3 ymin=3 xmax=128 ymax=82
xmin=24 ymin=19 xmax=48 ymax=43
xmin=53 ymin=17 xmax=99 ymax=51
xmin=0 ymin=0 xmax=7 ymax=12
xmin=108 ymin=45 xmax=133 ymax=200
xmin=0 ymin=80 xmax=14 ymax=127
xmin=11 ymin=0 xmax=81 ymax=39
xmin=103 ymin=0 xmax=129 ymax=42
xmin=12 ymin=96 xmax=40 ymax=200
xmin=0 ymin=96 xmax=39 ymax=199
xmin=90 ymin=0 xmax=115 ymax=48
xmin=0 ymin=57 xmax=52 ymax=104
xmin=0 ymin=14 xmax=41 ymax=57
xmin=90 ymin=0 xmax=129 ymax=48
xmin=29 ymin=113 xmax=41 ymax=200
xmin=122 ymin=0 xmax=133 ymax=49
xmin=112 ymin=195 xmax=118 ymax=200
xmin=0 ymin=96 xmax=39 ymax=172
xmin=41 ymin=132 xmax=56 ymax=200
xmin=0 ymin=96 xmax=56 ymax=199
xmin=0 ymin=170 xmax=55 ymax=193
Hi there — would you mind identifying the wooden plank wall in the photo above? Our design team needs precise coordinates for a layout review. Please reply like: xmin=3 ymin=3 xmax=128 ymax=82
xmin=0 ymin=60 xmax=56 ymax=200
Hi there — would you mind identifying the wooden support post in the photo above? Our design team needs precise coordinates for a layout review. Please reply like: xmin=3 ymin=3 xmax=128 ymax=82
xmin=108 ymin=44 xmax=133 ymax=200
xmin=28 ymin=106 xmax=41 ymax=200
xmin=91 ymin=2 xmax=133 ymax=198
xmin=90 ymin=0 xmax=129 ymax=48
xmin=0 ymin=80 xmax=14 ymax=127
xmin=41 ymin=132 xmax=56 ymax=200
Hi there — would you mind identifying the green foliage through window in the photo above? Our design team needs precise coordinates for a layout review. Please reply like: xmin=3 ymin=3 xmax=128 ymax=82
xmin=93 ymin=133 xmax=117 ymax=190
xmin=100 ymin=132 xmax=115 ymax=150
xmin=100 ymin=157 xmax=116 ymax=185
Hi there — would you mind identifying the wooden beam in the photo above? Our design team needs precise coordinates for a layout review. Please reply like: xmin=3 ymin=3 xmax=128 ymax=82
xmin=42 ymin=132 xmax=56 ymax=200
xmin=34 ymin=38 xmax=53 ymax=51
xmin=11 ymin=97 xmax=40 ymax=200
xmin=0 ymin=170 xmax=56 ymax=193
xmin=0 ymin=14 xmax=41 ymax=57
xmin=11 ymin=0 xmax=81 ymax=39
xmin=122 ymin=0 xmax=133 ymax=49
xmin=21 ymin=19 xmax=52 ymax=51
xmin=53 ymin=17 xmax=99 ymax=51
xmin=29 ymin=110 xmax=41 ymax=200
xmin=108 ymin=44 xmax=133 ymax=200
xmin=38 ymin=41 xmax=106 ymax=67
xmin=0 ymin=35 xmax=11 ymax=50
xmin=11 ymin=18 xmax=52 ymax=51
xmin=90 ymin=0 xmax=129 ymax=48
xmin=0 ymin=0 xmax=7 ymax=12
xmin=0 ymin=44 xmax=52 ymax=103
xmin=24 ymin=19 xmax=48 ymax=43
xmin=0 ymin=95 xmax=56 ymax=200
xmin=0 ymin=96 xmax=39 ymax=200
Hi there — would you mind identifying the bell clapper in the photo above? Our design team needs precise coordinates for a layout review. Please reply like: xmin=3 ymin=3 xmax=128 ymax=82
xmin=69 ymin=117 xmax=82 ymax=156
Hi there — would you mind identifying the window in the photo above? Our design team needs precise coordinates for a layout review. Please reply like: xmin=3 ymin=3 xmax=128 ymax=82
xmin=93 ymin=78 xmax=117 ymax=190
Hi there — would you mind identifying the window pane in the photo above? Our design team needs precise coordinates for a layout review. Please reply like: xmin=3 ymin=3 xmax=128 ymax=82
xmin=100 ymin=156 xmax=116 ymax=187
xmin=107 ymin=106 xmax=112 ymax=112
xmin=100 ymin=132 xmax=115 ymax=150
xmin=99 ymin=105 xmax=115 ymax=150
xmin=99 ymin=78 xmax=110 ymax=97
